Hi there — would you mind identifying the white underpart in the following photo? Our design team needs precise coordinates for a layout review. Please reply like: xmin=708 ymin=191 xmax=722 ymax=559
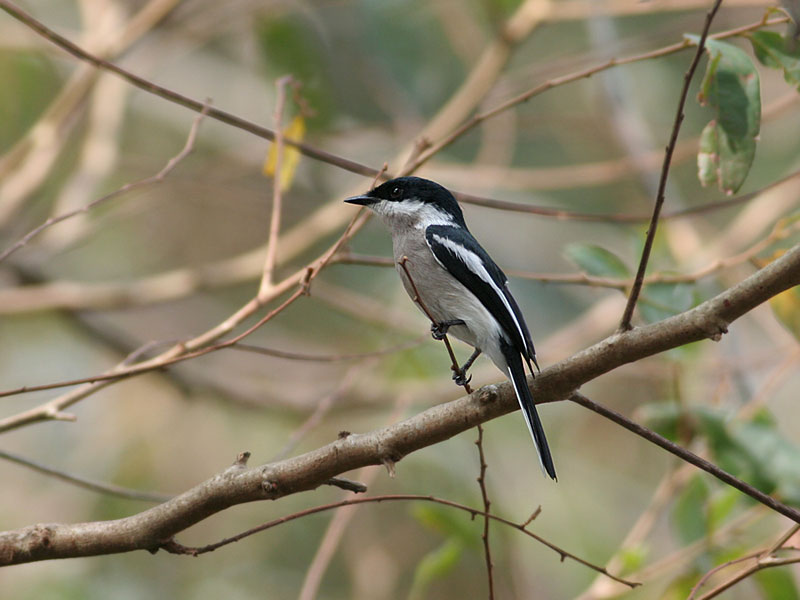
xmin=429 ymin=233 xmax=527 ymax=351
xmin=372 ymin=199 xmax=455 ymax=227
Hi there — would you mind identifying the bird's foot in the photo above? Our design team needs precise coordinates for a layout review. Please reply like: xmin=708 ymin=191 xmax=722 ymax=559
xmin=451 ymin=367 xmax=472 ymax=388
xmin=451 ymin=348 xmax=481 ymax=389
xmin=431 ymin=319 xmax=465 ymax=340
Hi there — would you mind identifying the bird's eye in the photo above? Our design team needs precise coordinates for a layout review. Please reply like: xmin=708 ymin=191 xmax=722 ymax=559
xmin=390 ymin=186 xmax=402 ymax=199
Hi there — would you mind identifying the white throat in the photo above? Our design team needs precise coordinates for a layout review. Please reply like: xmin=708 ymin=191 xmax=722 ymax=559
xmin=373 ymin=199 xmax=455 ymax=229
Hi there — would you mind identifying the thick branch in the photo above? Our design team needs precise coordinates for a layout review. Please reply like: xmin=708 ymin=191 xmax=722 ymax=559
xmin=1 ymin=244 xmax=798 ymax=565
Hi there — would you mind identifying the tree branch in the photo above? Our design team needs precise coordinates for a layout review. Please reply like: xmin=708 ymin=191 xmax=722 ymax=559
xmin=0 ymin=0 xmax=379 ymax=179
xmin=1 ymin=243 xmax=798 ymax=566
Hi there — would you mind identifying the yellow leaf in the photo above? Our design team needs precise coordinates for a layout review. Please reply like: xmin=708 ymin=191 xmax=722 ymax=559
xmin=757 ymin=248 xmax=800 ymax=340
xmin=263 ymin=115 xmax=305 ymax=191
xmin=770 ymin=282 xmax=800 ymax=341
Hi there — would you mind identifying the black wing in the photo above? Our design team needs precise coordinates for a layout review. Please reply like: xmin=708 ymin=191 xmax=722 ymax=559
xmin=425 ymin=225 xmax=536 ymax=364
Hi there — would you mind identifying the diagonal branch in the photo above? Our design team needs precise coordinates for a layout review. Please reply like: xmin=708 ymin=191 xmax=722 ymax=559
xmin=159 ymin=493 xmax=637 ymax=588
xmin=260 ymin=75 xmax=293 ymax=295
xmin=0 ymin=0 xmax=378 ymax=179
xmin=0 ymin=103 xmax=209 ymax=265
xmin=568 ymin=392 xmax=800 ymax=524
xmin=0 ymin=449 xmax=172 ymax=503
xmin=618 ymin=0 xmax=723 ymax=331
xmin=1 ymin=243 xmax=798 ymax=566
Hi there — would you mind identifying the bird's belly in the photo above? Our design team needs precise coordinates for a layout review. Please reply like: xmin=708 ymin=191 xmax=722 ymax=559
xmin=392 ymin=238 xmax=502 ymax=355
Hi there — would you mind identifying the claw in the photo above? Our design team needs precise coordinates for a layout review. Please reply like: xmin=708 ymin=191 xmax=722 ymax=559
xmin=431 ymin=319 xmax=466 ymax=341
xmin=452 ymin=369 xmax=472 ymax=387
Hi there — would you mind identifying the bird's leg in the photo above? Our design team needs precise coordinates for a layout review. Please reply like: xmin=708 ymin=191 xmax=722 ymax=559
xmin=452 ymin=348 xmax=481 ymax=388
xmin=431 ymin=319 xmax=466 ymax=340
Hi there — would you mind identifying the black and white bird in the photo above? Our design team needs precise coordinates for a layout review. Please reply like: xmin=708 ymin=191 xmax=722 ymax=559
xmin=345 ymin=176 xmax=556 ymax=480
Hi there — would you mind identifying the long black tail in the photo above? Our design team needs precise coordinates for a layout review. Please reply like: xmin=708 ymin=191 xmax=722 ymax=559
xmin=500 ymin=340 xmax=557 ymax=480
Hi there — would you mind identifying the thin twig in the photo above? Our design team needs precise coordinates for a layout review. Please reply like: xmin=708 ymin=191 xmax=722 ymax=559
xmin=455 ymin=166 xmax=800 ymax=223
xmin=159 ymin=493 xmax=638 ymax=588
xmin=231 ymin=336 xmax=425 ymax=362
xmin=270 ymin=362 xmax=369 ymax=462
xmin=398 ymin=256 xmax=472 ymax=394
xmin=3 ymin=0 xmax=785 ymax=194
xmin=338 ymin=216 xmax=800 ymax=291
xmin=689 ymin=524 xmax=800 ymax=600
xmin=569 ymin=391 xmax=800 ymax=524
xmin=0 ymin=0 xmax=379 ymax=179
xmin=695 ymin=554 xmax=800 ymax=600
xmin=687 ymin=552 xmax=763 ymax=600
xmin=618 ymin=0 xmax=723 ymax=331
xmin=0 ymin=449 xmax=171 ymax=503
xmin=260 ymin=75 xmax=293 ymax=296
xmin=406 ymin=12 xmax=787 ymax=175
xmin=0 ymin=286 xmax=307 ymax=402
xmin=0 ymin=103 xmax=210 ymax=265
xmin=298 ymin=396 xmax=408 ymax=600
xmin=475 ymin=424 xmax=494 ymax=599
xmin=0 ymin=208 xmax=371 ymax=432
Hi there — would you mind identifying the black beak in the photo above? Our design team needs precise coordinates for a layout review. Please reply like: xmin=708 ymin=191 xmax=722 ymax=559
xmin=344 ymin=194 xmax=375 ymax=206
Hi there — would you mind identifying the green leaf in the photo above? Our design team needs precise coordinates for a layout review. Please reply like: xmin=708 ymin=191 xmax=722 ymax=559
xmin=707 ymin=487 xmax=740 ymax=531
xmin=618 ymin=545 xmax=648 ymax=575
xmin=255 ymin=15 xmax=333 ymax=128
xmin=754 ymin=566 xmax=800 ymax=600
xmin=639 ymin=282 xmax=695 ymax=323
xmin=564 ymin=243 xmax=630 ymax=278
xmin=749 ymin=31 xmax=800 ymax=90
xmin=638 ymin=402 xmax=687 ymax=441
xmin=731 ymin=419 xmax=800 ymax=504
xmin=661 ymin=572 xmax=702 ymax=600
xmin=769 ymin=282 xmax=800 ymax=341
xmin=672 ymin=474 xmax=710 ymax=545
xmin=408 ymin=539 xmax=463 ymax=600
xmin=687 ymin=35 xmax=761 ymax=194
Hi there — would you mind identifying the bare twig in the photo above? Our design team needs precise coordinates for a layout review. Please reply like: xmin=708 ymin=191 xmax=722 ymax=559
xmin=455 ymin=166 xmax=800 ymax=223
xmin=260 ymin=76 xmax=293 ymax=296
xmin=0 ymin=286 xmax=307 ymax=402
xmin=406 ymin=12 xmax=787 ymax=175
xmin=475 ymin=424 xmax=494 ymax=599
xmin=159 ymin=493 xmax=637 ymax=588
xmin=339 ymin=217 xmax=800 ymax=292
xmin=398 ymin=256 xmax=472 ymax=394
xmin=270 ymin=362 xmax=370 ymax=462
xmin=3 ymin=0 xmax=784 ymax=205
xmin=0 ymin=104 xmax=209 ymax=265
xmin=231 ymin=336 xmax=425 ymax=362
xmin=0 ymin=0 xmax=378 ymax=179
xmin=618 ymin=0 xmax=723 ymax=331
xmin=0 ymin=449 xmax=171 ymax=503
xmin=298 ymin=396 xmax=408 ymax=600
xmin=568 ymin=391 xmax=800 ymax=524
xmin=0 ymin=208 xmax=371 ymax=432
xmin=689 ymin=524 xmax=800 ymax=600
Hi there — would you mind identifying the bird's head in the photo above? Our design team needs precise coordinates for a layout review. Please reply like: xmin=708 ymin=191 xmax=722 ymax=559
xmin=344 ymin=176 xmax=466 ymax=229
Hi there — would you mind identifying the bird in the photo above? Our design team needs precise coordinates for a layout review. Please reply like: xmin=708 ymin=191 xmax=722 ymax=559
xmin=345 ymin=176 xmax=556 ymax=480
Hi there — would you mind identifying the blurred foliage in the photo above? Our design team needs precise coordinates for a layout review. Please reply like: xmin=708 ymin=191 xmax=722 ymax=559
xmin=564 ymin=242 xmax=631 ymax=278
xmin=755 ymin=567 xmax=800 ymax=600
xmin=643 ymin=404 xmax=800 ymax=503
xmin=749 ymin=30 xmax=800 ymax=90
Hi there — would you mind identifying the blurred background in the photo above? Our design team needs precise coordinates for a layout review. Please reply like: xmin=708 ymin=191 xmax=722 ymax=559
xmin=1 ymin=0 xmax=799 ymax=598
